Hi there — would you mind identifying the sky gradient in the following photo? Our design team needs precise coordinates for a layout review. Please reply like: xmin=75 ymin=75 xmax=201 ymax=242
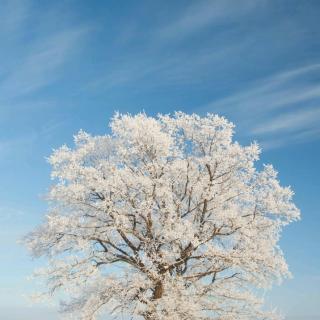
xmin=0 ymin=1 xmax=319 ymax=319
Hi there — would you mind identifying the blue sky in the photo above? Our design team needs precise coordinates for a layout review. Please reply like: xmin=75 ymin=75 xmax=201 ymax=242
xmin=0 ymin=0 xmax=319 ymax=319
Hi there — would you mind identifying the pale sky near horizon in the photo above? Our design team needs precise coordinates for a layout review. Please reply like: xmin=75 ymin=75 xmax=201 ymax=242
xmin=0 ymin=1 xmax=319 ymax=319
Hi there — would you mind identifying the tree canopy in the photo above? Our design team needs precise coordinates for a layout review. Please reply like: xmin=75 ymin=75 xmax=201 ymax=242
xmin=25 ymin=112 xmax=300 ymax=320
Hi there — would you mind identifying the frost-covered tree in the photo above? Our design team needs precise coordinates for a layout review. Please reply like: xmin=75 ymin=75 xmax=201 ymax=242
xmin=25 ymin=112 xmax=299 ymax=320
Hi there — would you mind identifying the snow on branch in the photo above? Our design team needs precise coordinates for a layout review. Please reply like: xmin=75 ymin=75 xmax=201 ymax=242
xmin=24 ymin=112 xmax=299 ymax=320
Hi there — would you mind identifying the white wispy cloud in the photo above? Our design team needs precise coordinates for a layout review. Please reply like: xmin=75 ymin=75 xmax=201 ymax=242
xmin=155 ymin=0 xmax=262 ymax=43
xmin=0 ymin=1 xmax=92 ymax=166
xmin=0 ymin=27 xmax=89 ymax=99
xmin=88 ymin=11 xmax=258 ymax=93
xmin=206 ymin=63 xmax=320 ymax=113
xmin=86 ymin=0 xmax=263 ymax=91
xmin=200 ymin=63 xmax=320 ymax=149
xmin=87 ymin=44 xmax=239 ymax=90
xmin=252 ymin=108 xmax=320 ymax=135
xmin=0 ymin=118 xmax=65 ymax=161
xmin=0 ymin=0 xmax=93 ymax=105
xmin=260 ymin=127 xmax=320 ymax=150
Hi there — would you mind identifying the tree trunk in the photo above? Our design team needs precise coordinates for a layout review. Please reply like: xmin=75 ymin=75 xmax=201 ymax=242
xmin=153 ymin=280 xmax=163 ymax=299
xmin=143 ymin=280 xmax=164 ymax=319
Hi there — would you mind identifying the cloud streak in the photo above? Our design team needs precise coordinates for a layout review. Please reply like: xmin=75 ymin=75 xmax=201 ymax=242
xmin=201 ymin=63 xmax=320 ymax=149
xmin=252 ymin=108 xmax=320 ymax=135
xmin=86 ymin=0 xmax=266 ymax=92
xmin=155 ymin=0 xmax=262 ymax=43
xmin=0 ymin=27 xmax=89 ymax=100
xmin=206 ymin=64 xmax=320 ymax=113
